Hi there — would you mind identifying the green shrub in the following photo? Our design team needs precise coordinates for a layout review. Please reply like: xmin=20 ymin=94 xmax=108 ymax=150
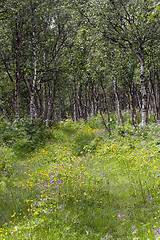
xmin=0 ymin=118 xmax=53 ymax=154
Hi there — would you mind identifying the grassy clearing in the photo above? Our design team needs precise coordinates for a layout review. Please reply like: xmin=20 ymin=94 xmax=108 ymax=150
xmin=0 ymin=117 xmax=160 ymax=239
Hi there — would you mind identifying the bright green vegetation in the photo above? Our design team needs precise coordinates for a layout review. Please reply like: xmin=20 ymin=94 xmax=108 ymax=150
xmin=0 ymin=116 xmax=160 ymax=239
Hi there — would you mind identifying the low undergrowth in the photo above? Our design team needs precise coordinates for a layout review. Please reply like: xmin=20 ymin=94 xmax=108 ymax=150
xmin=0 ymin=116 xmax=160 ymax=239
xmin=0 ymin=118 xmax=52 ymax=155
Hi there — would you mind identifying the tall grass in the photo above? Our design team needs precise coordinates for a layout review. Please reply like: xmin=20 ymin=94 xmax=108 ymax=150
xmin=0 ymin=116 xmax=160 ymax=239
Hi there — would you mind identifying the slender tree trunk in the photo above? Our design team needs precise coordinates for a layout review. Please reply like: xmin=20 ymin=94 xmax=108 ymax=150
xmin=78 ymin=80 xmax=83 ymax=119
xmin=147 ymin=86 xmax=155 ymax=120
xmin=46 ymin=78 xmax=55 ymax=125
xmin=30 ymin=0 xmax=37 ymax=122
xmin=100 ymin=80 xmax=110 ymax=124
xmin=59 ymin=97 xmax=62 ymax=121
xmin=93 ymin=90 xmax=111 ymax=134
xmin=91 ymin=84 xmax=98 ymax=116
xmin=34 ymin=86 xmax=41 ymax=117
xmin=113 ymin=78 xmax=123 ymax=124
xmin=157 ymin=73 xmax=160 ymax=119
xmin=68 ymin=91 xmax=74 ymax=120
xmin=15 ymin=74 xmax=20 ymax=118
xmin=84 ymin=83 xmax=88 ymax=120
xmin=42 ymin=51 xmax=47 ymax=120
xmin=14 ymin=14 xmax=21 ymax=118
xmin=73 ymin=77 xmax=78 ymax=123
xmin=136 ymin=89 xmax=142 ymax=112
xmin=126 ymin=90 xmax=138 ymax=126
xmin=149 ymin=71 xmax=159 ymax=120
xmin=43 ymin=82 xmax=47 ymax=119
xmin=128 ymin=43 xmax=148 ymax=126
xmin=140 ymin=59 xmax=148 ymax=126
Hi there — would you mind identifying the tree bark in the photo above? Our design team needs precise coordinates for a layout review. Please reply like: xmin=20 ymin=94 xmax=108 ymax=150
xmin=93 ymin=90 xmax=111 ymax=134
xmin=149 ymin=71 xmax=159 ymax=120
xmin=46 ymin=78 xmax=56 ymax=125
xmin=126 ymin=90 xmax=138 ymax=126
xmin=30 ymin=0 xmax=37 ymax=122
xmin=157 ymin=73 xmax=160 ymax=119
xmin=84 ymin=83 xmax=88 ymax=120
xmin=91 ymin=84 xmax=98 ymax=116
xmin=14 ymin=13 xmax=21 ymax=118
xmin=113 ymin=78 xmax=123 ymax=124
xmin=73 ymin=77 xmax=78 ymax=123
xmin=78 ymin=79 xmax=83 ymax=119
xmin=140 ymin=59 xmax=147 ymax=126
xmin=42 ymin=51 xmax=47 ymax=120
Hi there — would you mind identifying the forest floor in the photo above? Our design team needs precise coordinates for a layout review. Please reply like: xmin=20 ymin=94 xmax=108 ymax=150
xmin=0 ymin=118 xmax=160 ymax=239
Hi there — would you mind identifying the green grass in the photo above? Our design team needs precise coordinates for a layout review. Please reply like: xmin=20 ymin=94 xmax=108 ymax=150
xmin=0 ymin=118 xmax=160 ymax=239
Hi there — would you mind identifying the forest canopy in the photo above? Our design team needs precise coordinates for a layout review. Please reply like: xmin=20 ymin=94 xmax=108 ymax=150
xmin=0 ymin=0 xmax=160 ymax=126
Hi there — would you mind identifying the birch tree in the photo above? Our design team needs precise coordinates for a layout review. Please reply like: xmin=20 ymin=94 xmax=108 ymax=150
xmin=73 ymin=0 xmax=159 ymax=126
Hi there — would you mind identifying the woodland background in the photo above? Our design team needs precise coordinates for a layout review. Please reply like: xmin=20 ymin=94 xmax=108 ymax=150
xmin=0 ymin=0 xmax=159 ymax=127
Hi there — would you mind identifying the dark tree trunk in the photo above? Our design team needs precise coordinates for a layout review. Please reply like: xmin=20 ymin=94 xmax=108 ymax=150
xmin=140 ymin=58 xmax=148 ymax=126
xmin=14 ymin=13 xmax=22 ymax=118
xmin=149 ymin=71 xmax=159 ymax=120
xmin=113 ymin=78 xmax=123 ymax=124
xmin=46 ymin=78 xmax=56 ymax=125
xmin=30 ymin=0 xmax=37 ymax=122
xmin=42 ymin=51 xmax=47 ymax=120
xmin=84 ymin=83 xmax=88 ymax=120
xmin=72 ymin=77 xmax=77 ymax=123
xmin=78 ymin=80 xmax=83 ymax=119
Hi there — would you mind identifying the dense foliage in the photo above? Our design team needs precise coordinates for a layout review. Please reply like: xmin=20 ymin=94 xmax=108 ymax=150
xmin=0 ymin=118 xmax=52 ymax=153
xmin=0 ymin=0 xmax=160 ymax=126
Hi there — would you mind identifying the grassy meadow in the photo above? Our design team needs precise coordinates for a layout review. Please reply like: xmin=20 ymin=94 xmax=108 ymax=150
xmin=0 ymin=115 xmax=160 ymax=239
